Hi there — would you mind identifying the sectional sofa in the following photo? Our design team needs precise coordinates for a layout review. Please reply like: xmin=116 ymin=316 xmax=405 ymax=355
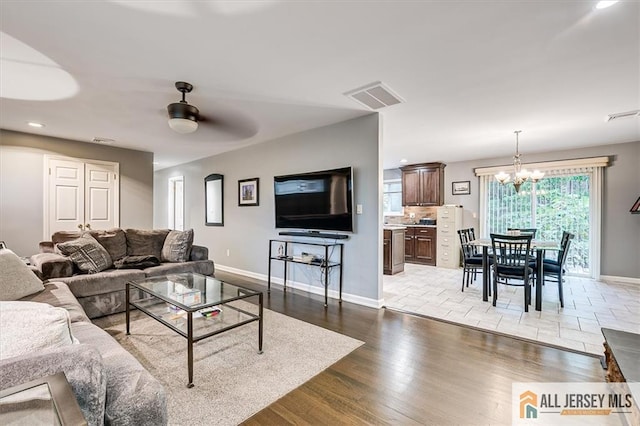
xmin=30 ymin=228 xmax=214 ymax=318
xmin=1 ymin=228 xmax=215 ymax=425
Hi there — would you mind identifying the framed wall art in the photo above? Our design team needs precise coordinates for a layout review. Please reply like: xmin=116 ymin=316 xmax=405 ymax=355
xmin=452 ymin=180 xmax=471 ymax=195
xmin=238 ymin=178 xmax=259 ymax=206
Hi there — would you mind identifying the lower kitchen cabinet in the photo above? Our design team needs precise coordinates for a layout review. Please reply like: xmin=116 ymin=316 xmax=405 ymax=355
xmin=404 ymin=226 xmax=436 ymax=266
xmin=384 ymin=228 xmax=405 ymax=275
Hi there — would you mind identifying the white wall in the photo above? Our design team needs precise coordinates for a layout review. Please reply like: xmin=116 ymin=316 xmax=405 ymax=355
xmin=0 ymin=130 xmax=154 ymax=256
xmin=154 ymin=114 xmax=383 ymax=306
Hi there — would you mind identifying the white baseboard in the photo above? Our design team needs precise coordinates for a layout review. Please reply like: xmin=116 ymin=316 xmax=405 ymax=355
xmin=599 ymin=275 xmax=640 ymax=285
xmin=215 ymin=264 xmax=383 ymax=309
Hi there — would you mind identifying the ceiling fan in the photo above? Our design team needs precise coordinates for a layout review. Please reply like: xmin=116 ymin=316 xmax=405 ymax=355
xmin=167 ymin=81 xmax=200 ymax=134
xmin=163 ymin=80 xmax=258 ymax=140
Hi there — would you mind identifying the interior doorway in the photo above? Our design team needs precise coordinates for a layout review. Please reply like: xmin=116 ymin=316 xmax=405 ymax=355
xmin=168 ymin=176 xmax=184 ymax=230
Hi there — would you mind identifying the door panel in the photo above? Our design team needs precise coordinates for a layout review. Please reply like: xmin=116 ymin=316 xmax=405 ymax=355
xmin=49 ymin=159 xmax=85 ymax=233
xmin=85 ymin=162 xmax=117 ymax=230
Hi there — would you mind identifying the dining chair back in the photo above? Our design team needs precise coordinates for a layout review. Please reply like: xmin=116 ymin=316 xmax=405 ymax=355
xmin=490 ymin=233 xmax=534 ymax=312
xmin=457 ymin=228 xmax=485 ymax=292
xmin=543 ymin=231 xmax=574 ymax=307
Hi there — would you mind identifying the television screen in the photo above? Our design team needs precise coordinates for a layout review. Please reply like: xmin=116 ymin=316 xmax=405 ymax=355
xmin=274 ymin=166 xmax=353 ymax=232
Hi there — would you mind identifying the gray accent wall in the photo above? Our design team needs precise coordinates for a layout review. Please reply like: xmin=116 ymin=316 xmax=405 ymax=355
xmin=440 ymin=140 xmax=640 ymax=279
xmin=0 ymin=130 xmax=154 ymax=256
xmin=154 ymin=114 xmax=383 ymax=304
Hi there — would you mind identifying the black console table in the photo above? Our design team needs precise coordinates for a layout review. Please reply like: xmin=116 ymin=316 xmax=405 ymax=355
xmin=267 ymin=239 xmax=344 ymax=307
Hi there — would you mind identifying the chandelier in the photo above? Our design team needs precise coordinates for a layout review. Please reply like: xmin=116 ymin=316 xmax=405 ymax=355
xmin=494 ymin=131 xmax=544 ymax=193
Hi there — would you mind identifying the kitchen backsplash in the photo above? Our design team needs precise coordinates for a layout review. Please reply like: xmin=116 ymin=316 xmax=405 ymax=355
xmin=384 ymin=206 xmax=438 ymax=224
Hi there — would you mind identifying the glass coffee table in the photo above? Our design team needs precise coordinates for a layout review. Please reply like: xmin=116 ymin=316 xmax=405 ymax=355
xmin=126 ymin=273 xmax=263 ymax=388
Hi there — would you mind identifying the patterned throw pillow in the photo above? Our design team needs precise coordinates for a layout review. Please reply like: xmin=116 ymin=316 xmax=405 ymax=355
xmin=57 ymin=233 xmax=113 ymax=274
xmin=161 ymin=229 xmax=194 ymax=263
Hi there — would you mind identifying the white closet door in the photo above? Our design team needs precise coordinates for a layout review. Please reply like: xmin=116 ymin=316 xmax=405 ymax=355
xmin=85 ymin=162 xmax=118 ymax=231
xmin=48 ymin=158 xmax=85 ymax=233
xmin=45 ymin=156 xmax=119 ymax=237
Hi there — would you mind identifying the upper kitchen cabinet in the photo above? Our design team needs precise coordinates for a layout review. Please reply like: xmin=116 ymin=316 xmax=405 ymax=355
xmin=400 ymin=162 xmax=445 ymax=206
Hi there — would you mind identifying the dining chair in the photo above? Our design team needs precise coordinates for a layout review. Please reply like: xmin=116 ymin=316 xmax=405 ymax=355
xmin=490 ymin=233 xmax=535 ymax=312
xmin=542 ymin=231 xmax=574 ymax=308
xmin=457 ymin=229 xmax=484 ymax=291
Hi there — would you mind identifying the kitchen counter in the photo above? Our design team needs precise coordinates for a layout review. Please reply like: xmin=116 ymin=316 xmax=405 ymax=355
xmin=400 ymin=223 xmax=437 ymax=228
xmin=383 ymin=225 xmax=407 ymax=230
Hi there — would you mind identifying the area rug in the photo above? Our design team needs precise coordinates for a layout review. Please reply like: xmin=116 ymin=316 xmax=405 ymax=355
xmin=94 ymin=307 xmax=363 ymax=425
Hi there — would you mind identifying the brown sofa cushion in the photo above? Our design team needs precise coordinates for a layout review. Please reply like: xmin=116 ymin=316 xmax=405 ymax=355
xmin=52 ymin=230 xmax=84 ymax=254
xmin=57 ymin=234 xmax=113 ymax=274
xmin=161 ymin=229 xmax=194 ymax=262
xmin=92 ymin=228 xmax=127 ymax=261
xmin=125 ymin=229 xmax=170 ymax=259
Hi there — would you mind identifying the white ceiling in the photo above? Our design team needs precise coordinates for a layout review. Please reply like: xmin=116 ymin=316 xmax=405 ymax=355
xmin=1 ymin=1 xmax=638 ymax=170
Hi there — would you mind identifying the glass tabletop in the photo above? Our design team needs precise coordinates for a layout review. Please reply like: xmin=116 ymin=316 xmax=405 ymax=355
xmin=129 ymin=273 xmax=259 ymax=311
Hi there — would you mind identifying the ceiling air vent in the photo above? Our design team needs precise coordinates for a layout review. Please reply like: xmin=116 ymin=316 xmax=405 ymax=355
xmin=344 ymin=81 xmax=404 ymax=110
xmin=92 ymin=137 xmax=115 ymax=144
xmin=606 ymin=109 xmax=640 ymax=122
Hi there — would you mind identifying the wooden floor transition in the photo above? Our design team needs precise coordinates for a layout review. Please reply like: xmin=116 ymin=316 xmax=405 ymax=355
xmin=214 ymin=271 xmax=605 ymax=425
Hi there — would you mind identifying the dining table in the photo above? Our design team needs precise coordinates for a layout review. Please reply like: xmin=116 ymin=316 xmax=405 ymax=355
xmin=468 ymin=238 xmax=560 ymax=311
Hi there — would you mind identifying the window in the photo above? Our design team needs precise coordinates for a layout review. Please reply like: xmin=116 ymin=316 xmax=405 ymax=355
xmin=168 ymin=176 xmax=184 ymax=230
xmin=485 ymin=175 xmax=590 ymax=275
xmin=383 ymin=179 xmax=403 ymax=215
xmin=476 ymin=157 xmax=608 ymax=279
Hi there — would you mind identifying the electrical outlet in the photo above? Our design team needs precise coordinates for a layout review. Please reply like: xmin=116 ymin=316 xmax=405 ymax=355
xmin=226 ymin=249 xmax=230 ymax=257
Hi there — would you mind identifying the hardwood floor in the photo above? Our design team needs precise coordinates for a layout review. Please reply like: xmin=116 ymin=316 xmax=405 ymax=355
xmin=215 ymin=271 xmax=605 ymax=425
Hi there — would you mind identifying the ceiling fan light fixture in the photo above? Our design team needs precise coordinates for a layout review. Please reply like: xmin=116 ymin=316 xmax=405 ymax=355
xmin=167 ymin=81 xmax=199 ymax=134
xmin=168 ymin=117 xmax=198 ymax=133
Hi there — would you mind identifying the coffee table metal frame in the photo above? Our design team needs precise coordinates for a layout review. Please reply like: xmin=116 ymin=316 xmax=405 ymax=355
xmin=0 ymin=372 xmax=87 ymax=426
xmin=126 ymin=273 xmax=263 ymax=388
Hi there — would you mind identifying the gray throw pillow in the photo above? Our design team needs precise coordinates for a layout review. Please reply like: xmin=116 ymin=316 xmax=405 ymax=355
xmin=0 ymin=248 xmax=44 ymax=301
xmin=161 ymin=229 xmax=194 ymax=262
xmin=125 ymin=229 xmax=170 ymax=259
xmin=57 ymin=234 xmax=113 ymax=274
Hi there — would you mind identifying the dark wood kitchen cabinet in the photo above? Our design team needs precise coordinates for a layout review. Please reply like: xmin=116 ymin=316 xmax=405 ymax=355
xmin=404 ymin=226 xmax=436 ymax=266
xmin=401 ymin=162 xmax=445 ymax=206
xmin=383 ymin=228 xmax=405 ymax=275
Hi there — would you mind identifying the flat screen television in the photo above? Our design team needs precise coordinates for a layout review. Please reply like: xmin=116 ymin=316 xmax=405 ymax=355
xmin=274 ymin=166 xmax=353 ymax=232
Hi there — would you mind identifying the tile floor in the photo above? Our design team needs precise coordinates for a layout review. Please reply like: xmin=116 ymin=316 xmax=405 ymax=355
xmin=383 ymin=263 xmax=640 ymax=356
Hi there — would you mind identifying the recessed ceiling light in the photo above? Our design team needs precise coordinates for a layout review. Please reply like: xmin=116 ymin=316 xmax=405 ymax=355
xmin=595 ymin=1 xmax=619 ymax=9
xmin=400 ymin=158 xmax=408 ymax=164
xmin=27 ymin=122 xmax=45 ymax=128
xmin=153 ymin=162 xmax=159 ymax=165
